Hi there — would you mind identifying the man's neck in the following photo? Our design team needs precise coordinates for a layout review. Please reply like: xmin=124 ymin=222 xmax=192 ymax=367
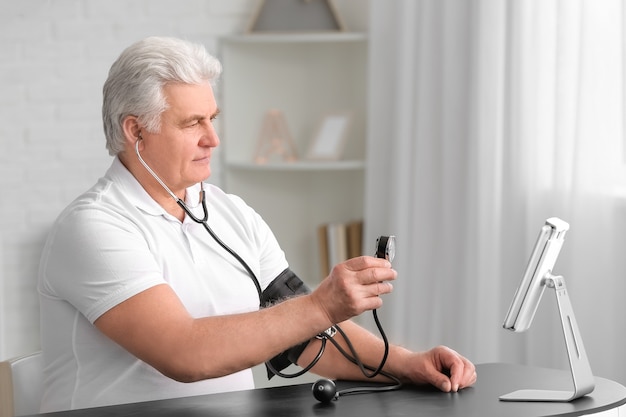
xmin=118 ymin=152 xmax=187 ymax=222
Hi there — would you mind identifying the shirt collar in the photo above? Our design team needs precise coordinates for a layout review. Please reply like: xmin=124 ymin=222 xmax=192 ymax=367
xmin=106 ymin=156 xmax=203 ymax=219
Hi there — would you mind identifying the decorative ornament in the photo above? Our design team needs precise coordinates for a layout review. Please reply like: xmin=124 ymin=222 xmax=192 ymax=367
xmin=254 ymin=109 xmax=298 ymax=164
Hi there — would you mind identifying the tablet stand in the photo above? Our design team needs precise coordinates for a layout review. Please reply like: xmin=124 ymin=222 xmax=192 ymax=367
xmin=500 ymin=273 xmax=595 ymax=402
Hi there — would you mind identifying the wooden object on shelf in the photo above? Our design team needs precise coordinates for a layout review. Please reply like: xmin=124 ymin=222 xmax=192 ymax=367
xmin=254 ymin=109 xmax=298 ymax=164
xmin=247 ymin=0 xmax=347 ymax=33
xmin=317 ymin=220 xmax=363 ymax=279
xmin=346 ymin=220 xmax=363 ymax=258
xmin=317 ymin=225 xmax=330 ymax=280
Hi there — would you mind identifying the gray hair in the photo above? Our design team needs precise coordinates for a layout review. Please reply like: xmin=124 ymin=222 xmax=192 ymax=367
xmin=102 ymin=37 xmax=222 ymax=155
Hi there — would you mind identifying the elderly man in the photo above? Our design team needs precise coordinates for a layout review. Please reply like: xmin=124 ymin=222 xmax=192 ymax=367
xmin=38 ymin=37 xmax=476 ymax=412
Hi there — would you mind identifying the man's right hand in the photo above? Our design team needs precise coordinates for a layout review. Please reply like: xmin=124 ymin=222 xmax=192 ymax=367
xmin=310 ymin=256 xmax=397 ymax=325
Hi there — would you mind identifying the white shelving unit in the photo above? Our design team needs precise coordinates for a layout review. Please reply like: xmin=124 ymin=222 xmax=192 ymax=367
xmin=219 ymin=33 xmax=368 ymax=285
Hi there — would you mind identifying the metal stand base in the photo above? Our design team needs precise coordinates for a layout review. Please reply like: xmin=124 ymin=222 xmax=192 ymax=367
xmin=500 ymin=275 xmax=595 ymax=402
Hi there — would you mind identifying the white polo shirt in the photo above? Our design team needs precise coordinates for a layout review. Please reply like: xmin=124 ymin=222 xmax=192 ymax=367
xmin=38 ymin=157 xmax=288 ymax=412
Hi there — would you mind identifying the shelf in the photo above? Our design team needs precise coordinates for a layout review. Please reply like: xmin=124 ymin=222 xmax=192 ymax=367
xmin=222 ymin=32 xmax=367 ymax=44
xmin=220 ymin=33 xmax=367 ymax=283
xmin=227 ymin=160 xmax=364 ymax=172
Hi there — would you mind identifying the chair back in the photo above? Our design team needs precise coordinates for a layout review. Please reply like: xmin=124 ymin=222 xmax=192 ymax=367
xmin=0 ymin=352 xmax=43 ymax=417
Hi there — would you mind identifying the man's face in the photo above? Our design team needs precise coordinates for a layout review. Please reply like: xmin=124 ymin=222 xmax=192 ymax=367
xmin=139 ymin=82 xmax=220 ymax=193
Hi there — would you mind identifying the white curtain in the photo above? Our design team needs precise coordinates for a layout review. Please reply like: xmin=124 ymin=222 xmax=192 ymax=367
xmin=365 ymin=0 xmax=626 ymax=385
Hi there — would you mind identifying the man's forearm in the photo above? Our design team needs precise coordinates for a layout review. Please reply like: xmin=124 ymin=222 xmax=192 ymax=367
xmin=299 ymin=320 xmax=410 ymax=383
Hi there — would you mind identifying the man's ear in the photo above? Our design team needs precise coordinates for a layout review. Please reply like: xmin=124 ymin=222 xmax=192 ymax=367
xmin=121 ymin=115 xmax=141 ymax=146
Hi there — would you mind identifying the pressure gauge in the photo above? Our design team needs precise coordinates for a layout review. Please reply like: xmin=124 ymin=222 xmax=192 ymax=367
xmin=375 ymin=235 xmax=396 ymax=263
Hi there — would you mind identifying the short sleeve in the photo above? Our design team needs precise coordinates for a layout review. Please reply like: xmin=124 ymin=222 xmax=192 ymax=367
xmin=39 ymin=203 xmax=165 ymax=323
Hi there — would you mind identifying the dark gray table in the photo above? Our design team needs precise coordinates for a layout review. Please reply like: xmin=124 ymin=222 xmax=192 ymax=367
xmin=30 ymin=363 xmax=626 ymax=417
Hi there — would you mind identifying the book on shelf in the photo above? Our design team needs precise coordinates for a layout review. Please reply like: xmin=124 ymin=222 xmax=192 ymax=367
xmin=317 ymin=220 xmax=363 ymax=280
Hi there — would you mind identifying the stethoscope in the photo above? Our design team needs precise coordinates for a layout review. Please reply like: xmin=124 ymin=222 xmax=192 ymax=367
xmin=134 ymin=138 xmax=401 ymax=400
xmin=135 ymin=138 xmax=262 ymax=296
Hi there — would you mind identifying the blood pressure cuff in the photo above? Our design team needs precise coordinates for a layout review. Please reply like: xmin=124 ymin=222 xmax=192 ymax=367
xmin=261 ymin=268 xmax=312 ymax=379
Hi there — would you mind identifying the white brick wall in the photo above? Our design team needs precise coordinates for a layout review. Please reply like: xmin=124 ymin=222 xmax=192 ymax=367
xmin=0 ymin=0 xmax=261 ymax=360
xmin=0 ymin=0 xmax=368 ymax=360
